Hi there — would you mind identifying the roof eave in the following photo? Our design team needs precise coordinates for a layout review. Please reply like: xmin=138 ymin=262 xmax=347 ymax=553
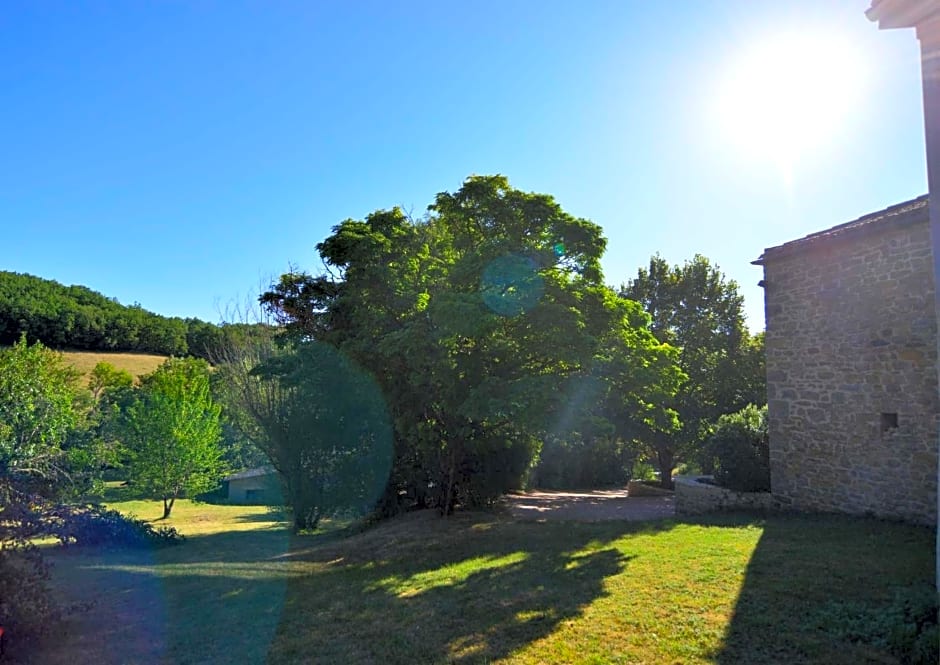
xmin=867 ymin=0 xmax=940 ymax=29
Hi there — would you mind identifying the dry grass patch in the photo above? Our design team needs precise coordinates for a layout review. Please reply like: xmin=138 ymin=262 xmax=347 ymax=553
xmin=59 ymin=350 xmax=168 ymax=382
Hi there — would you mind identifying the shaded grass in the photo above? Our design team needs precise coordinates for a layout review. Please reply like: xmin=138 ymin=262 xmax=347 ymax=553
xmin=24 ymin=506 xmax=935 ymax=665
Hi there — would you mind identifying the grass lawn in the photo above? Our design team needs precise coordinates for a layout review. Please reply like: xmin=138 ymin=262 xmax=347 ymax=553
xmin=24 ymin=502 xmax=935 ymax=664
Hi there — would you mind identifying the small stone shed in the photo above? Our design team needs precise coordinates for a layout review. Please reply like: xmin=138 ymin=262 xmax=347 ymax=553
xmin=754 ymin=195 xmax=938 ymax=525
xmin=224 ymin=466 xmax=282 ymax=505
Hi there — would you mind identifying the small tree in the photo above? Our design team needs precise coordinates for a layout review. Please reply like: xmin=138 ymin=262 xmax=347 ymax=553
xmin=216 ymin=336 xmax=393 ymax=531
xmin=88 ymin=361 xmax=133 ymax=400
xmin=123 ymin=358 xmax=222 ymax=518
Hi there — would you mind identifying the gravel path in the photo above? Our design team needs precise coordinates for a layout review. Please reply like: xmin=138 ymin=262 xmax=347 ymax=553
xmin=503 ymin=488 xmax=675 ymax=522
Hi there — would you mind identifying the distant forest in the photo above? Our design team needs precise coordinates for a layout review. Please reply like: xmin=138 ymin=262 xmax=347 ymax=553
xmin=0 ymin=271 xmax=248 ymax=358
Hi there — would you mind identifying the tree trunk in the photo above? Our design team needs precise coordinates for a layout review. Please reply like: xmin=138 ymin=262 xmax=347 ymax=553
xmin=290 ymin=483 xmax=321 ymax=532
xmin=293 ymin=508 xmax=320 ymax=532
xmin=442 ymin=448 xmax=457 ymax=517
xmin=657 ymin=449 xmax=675 ymax=489
xmin=162 ymin=496 xmax=175 ymax=519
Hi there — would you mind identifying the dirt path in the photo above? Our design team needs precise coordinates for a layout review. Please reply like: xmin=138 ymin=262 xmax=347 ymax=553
xmin=503 ymin=488 xmax=674 ymax=522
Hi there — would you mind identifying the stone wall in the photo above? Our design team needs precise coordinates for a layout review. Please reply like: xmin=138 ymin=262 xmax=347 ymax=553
xmin=760 ymin=198 xmax=938 ymax=525
xmin=626 ymin=479 xmax=674 ymax=497
xmin=674 ymin=476 xmax=777 ymax=515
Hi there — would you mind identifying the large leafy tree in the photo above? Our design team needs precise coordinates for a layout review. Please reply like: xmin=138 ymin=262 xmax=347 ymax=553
xmin=123 ymin=357 xmax=222 ymax=518
xmin=622 ymin=254 xmax=765 ymax=485
xmin=261 ymin=175 xmax=682 ymax=512
xmin=0 ymin=337 xmax=80 ymax=482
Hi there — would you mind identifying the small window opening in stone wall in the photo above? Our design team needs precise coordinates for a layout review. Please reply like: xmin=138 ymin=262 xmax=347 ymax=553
xmin=880 ymin=412 xmax=899 ymax=433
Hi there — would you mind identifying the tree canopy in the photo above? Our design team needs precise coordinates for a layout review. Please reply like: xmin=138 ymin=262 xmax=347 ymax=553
xmin=122 ymin=357 xmax=222 ymax=518
xmin=257 ymin=175 xmax=683 ymax=515
xmin=622 ymin=254 xmax=766 ymax=484
xmin=0 ymin=338 xmax=81 ymax=481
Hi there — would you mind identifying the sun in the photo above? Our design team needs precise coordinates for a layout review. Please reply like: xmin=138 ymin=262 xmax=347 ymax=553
xmin=715 ymin=31 xmax=866 ymax=174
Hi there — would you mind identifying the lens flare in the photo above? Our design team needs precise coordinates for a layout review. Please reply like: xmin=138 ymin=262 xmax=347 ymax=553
xmin=481 ymin=255 xmax=545 ymax=316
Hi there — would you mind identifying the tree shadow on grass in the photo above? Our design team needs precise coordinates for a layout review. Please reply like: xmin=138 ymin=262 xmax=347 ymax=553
xmin=270 ymin=514 xmax=652 ymax=664
xmin=230 ymin=506 xmax=288 ymax=523
xmin=30 ymin=524 xmax=294 ymax=665
xmin=32 ymin=512 xmax=678 ymax=665
xmin=708 ymin=512 xmax=935 ymax=665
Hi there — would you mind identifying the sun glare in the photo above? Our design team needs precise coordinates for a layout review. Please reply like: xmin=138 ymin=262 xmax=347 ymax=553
xmin=715 ymin=31 xmax=866 ymax=175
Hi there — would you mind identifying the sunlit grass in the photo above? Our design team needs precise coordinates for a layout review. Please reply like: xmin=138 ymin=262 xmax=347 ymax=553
xmin=59 ymin=349 xmax=168 ymax=382
xmin=29 ymin=507 xmax=934 ymax=665
xmin=106 ymin=496 xmax=288 ymax=535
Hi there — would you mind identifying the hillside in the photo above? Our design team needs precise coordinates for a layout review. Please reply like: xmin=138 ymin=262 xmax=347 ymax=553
xmin=0 ymin=271 xmax=258 ymax=359
xmin=60 ymin=350 xmax=169 ymax=382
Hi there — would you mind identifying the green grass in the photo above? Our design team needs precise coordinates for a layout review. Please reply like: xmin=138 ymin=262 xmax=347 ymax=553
xmin=25 ymin=503 xmax=935 ymax=664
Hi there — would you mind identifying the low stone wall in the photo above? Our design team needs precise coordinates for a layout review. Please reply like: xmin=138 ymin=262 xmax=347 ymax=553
xmin=675 ymin=475 xmax=777 ymax=516
xmin=626 ymin=479 xmax=674 ymax=497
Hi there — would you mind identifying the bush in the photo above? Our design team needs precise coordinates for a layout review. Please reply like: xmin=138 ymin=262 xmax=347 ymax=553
xmin=709 ymin=404 xmax=769 ymax=492
xmin=48 ymin=504 xmax=185 ymax=548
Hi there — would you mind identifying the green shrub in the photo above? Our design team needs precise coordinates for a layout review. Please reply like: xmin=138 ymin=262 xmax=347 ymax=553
xmin=709 ymin=404 xmax=769 ymax=492
xmin=631 ymin=460 xmax=658 ymax=482
xmin=48 ymin=504 xmax=185 ymax=548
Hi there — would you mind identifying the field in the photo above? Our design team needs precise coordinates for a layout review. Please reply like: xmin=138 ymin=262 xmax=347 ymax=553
xmin=22 ymin=501 xmax=934 ymax=665
xmin=59 ymin=350 xmax=169 ymax=382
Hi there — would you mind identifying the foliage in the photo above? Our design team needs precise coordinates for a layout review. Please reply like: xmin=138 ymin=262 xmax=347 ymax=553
xmin=709 ymin=404 xmax=770 ymax=492
xmin=260 ymin=175 xmax=682 ymax=514
xmin=0 ymin=271 xmax=267 ymax=359
xmin=0 ymin=337 xmax=81 ymax=482
xmin=622 ymin=254 xmax=765 ymax=486
xmin=47 ymin=504 xmax=184 ymax=548
xmin=532 ymin=435 xmax=633 ymax=489
xmin=215 ymin=336 xmax=393 ymax=530
xmin=122 ymin=357 xmax=223 ymax=518
xmin=88 ymin=361 xmax=133 ymax=400
xmin=215 ymin=421 xmax=270 ymax=475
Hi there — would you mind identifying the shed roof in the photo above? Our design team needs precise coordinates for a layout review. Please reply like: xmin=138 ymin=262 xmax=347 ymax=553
xmin=752 ymin=195 xmax=929 ymax=265
xmin=225 ymin=465 xmax=276 ymax=481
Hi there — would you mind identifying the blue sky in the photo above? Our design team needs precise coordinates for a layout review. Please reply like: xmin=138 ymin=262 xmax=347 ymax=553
xmin=0 ymin=1 xmax=927 ymax=330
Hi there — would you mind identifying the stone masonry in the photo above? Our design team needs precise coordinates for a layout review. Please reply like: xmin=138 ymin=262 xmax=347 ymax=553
xmin=755 ymin=196 xmax=938 ymax=525
xmin=674 ymin=476 xmax=778 ymax=516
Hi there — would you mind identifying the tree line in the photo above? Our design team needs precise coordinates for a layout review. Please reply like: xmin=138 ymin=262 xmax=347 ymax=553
xmin=0 ymin=271 xmax=241 ymax=358
xmin=1 ymin=175 xmax=766 ymax=534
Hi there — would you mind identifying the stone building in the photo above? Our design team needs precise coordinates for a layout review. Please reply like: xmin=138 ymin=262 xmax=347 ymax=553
xmin=224 ymin=466 xmax=282 ymax=504
xmin=754 ymin=195 xmax=938 ymax=525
